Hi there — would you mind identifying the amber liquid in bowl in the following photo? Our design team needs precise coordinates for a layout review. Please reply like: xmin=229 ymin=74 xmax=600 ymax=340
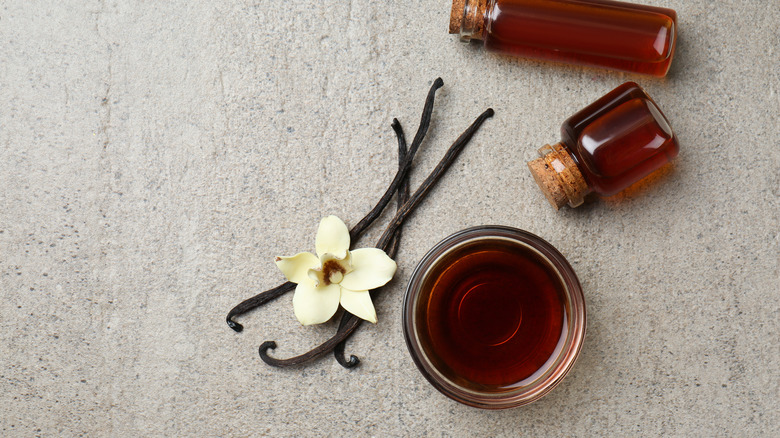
xmin=415 ymin=238 xmax=567 ymax=392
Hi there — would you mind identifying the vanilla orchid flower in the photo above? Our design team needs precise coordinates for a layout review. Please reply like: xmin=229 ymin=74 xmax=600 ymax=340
xmin=275 ymin=216 xmax=397 ymax=326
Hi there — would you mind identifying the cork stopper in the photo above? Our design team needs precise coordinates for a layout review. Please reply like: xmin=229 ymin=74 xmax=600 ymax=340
xmin=527 ymin=143 xmax=589 ymax=210
xmin=449 ymin=0 xmax=466 ymax=34
xmin=528 ymin=158 xmax=567 ymax=209
xmin=448 ymin=0 xmax=488 ymax=40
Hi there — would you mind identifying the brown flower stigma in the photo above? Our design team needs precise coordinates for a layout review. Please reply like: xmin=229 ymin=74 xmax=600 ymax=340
xmin=322 ymin=259 xmax=346 ymax=285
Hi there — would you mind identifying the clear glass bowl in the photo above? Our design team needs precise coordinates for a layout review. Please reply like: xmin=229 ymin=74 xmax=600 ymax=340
xmin=402 ymin=226 xmax=586 ymax=409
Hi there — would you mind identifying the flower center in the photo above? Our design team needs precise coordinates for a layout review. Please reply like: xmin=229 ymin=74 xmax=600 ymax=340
xmin=329 ymin=270 xmax=343 ymax=284
xmin=322 ymin=259 xmax=346 ymax=285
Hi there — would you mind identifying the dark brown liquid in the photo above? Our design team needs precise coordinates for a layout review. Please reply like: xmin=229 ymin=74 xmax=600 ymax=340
xmin=483 ymin=0 xmax=677 ymax=77
xmin=561 ymin=82 xmax=679 ymax=196
xmin=416 ymin=239 xmax=567 ymax=392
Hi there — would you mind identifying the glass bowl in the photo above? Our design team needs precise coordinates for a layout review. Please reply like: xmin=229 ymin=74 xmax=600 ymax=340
xmin=402 ymin=226 xmax=586 ymax=409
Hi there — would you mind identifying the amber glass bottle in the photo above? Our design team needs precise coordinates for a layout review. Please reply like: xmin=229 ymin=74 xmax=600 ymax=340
xmin=527 ymin=82 xmax=679 ymax=209
xmin=449 ymin=0 xmax=678 ymax=76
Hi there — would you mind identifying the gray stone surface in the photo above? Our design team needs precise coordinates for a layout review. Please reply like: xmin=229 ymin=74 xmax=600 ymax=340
xmin=1 ymin=0 xmax=778 ymax=436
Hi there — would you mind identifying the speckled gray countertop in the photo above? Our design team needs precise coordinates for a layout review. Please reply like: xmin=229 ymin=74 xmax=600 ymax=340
xmin=1 ymin=1 xmax=778 ymax=436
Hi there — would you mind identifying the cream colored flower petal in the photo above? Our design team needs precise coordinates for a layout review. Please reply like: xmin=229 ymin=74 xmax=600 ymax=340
xmin=315 ymin=215 xmax=350 ymax=259
xmin=307 ymin=267 xmax=326 ymax=287
xmin=339 ymin=248 xmax=397 ymax=291
xmin=275 ymin=252 xmax=320 ymax=284
xmin=339 ymin=287 xmax=377 ymax=324
xmin=292 ymin=281 xmax=341 ymax=326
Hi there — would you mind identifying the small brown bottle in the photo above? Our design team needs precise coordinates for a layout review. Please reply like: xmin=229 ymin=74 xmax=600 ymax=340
xmin=527 ymin=82 xmax=679 ymax=209
xmin=449 ymin=0 xmax=678 ymax=77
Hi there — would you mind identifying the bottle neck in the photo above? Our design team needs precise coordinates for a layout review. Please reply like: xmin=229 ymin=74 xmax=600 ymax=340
xmin=449 ymin=0 xmax=489 ymax=42
xmin=527 ymin=143 xmax=591 ymax=210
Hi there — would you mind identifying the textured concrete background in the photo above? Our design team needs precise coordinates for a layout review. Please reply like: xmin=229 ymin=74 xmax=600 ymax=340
xmin=1 ymin=0 xmax=778 ymax=436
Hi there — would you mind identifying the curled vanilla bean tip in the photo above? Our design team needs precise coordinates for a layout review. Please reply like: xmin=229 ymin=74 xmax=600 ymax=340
xmin=258 ymin=341 xmax=278 ymax=364
xmin=335 ymin=349 xmax=361 ymax=368
xmin=226 ymin=281 xmax=296 ymax=332
xmin=227 ymin=319 xmax=243 ymax=332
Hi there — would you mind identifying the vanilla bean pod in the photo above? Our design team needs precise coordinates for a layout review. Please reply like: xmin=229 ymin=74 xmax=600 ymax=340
xmin=375 ymin=107 xmax=495 ymax=251
xmin=226 ymin=79 xmax=443 ymax=332
xmin=383 ymin=119 xmax=412 ymax=259
xmin=348 ymin=78 xmax=442 ymax=241
xmin=334 ymin=120 xmax=411 ymax=368
xmin=259 ymin=106 xmax=494 ymax=368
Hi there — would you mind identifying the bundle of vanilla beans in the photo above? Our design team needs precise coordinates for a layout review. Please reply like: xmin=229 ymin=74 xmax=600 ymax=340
xmin=226 ymin=78 xmax=493 ymax=369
